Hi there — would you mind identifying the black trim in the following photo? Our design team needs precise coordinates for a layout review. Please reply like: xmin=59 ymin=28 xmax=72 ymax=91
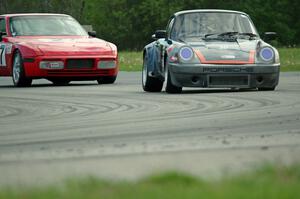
xmin=23 ymin=58 xmax=35 ymax=63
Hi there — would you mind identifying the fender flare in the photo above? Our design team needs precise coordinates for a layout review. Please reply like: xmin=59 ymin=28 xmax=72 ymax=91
xmin=143 ymin=42 xmax=155 ymax=73
xmin=143 ymin=42 xmax=162 ymax=78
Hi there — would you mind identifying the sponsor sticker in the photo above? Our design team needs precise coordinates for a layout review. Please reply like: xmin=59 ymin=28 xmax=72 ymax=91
xmin=5 ymin=44 xmax=12 ymax=54
xmin=0 ymin=43 xmax=6 ymax=67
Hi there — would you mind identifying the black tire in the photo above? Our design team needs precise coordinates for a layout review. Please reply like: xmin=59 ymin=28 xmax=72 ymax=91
xmin=142 ymin=55 xmax=163 ymax=92
xmin=258 ymin=87 xmax=276 ymax=91
xmin=12 ymin=50 xmax=32 ymax=87
xmin=165 ymin=65 xmax=182 ymax=94
xmin=51 ymin=79 xmax=70 ymax=86
xmin=97 ymin=76 xmax=117 ymax=84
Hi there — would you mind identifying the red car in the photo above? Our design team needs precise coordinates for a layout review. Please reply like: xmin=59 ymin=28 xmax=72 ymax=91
xmin=0 ymin=13 xmax=118 ymax=86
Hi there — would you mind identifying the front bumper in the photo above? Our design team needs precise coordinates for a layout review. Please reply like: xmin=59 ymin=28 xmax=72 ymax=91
xmin=168 ymin=63 xmax=280 ymax=88
xmin=22 ymin=55 xmax=118 ymax=79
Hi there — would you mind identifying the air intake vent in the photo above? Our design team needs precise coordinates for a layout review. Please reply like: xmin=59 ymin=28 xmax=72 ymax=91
xmin=66 ymin=59 xmax=94 ymax=69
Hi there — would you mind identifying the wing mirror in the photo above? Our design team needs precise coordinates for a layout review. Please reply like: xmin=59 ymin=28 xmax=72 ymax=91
xmin=88 ymin=31 xmax=97 ymax=37
xmin=264 ymin=32 xmax=277 ymax=42
xmin=152 ymin=30 xmax=167 ymax=40
xmin=0 ymin=32 xmax=6 ymax=41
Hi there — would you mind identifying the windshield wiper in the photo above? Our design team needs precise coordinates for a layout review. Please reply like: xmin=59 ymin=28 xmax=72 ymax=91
xmin=177 ymin=38 xmax=186 ymax=43
xmin=204 ymin=32 xmax=258 ymax=40
xmin=204 ymin=33 xmax=218 ymax=38
xmin=205 ymin=32 xmax=238 ymax=38
xmin=218 ymin=32 xmax=239 ymax=37
xmin=203 ymin=32 xmax=238 ymax=42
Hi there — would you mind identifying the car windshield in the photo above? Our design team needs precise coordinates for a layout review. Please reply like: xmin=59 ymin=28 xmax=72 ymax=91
xmin=10 ymin=15 xmax=88 ymax=36
xmin=170 ymin=12 xmax=258 ymax=41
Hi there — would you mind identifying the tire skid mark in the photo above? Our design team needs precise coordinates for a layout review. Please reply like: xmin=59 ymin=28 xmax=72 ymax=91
xmin=0 ymin=97 xmax=160 ymax=123
xmin=166 ymin=94 xmax=298 ymax=118
xmin=0 ymin=112 xmax=299 ymax=148
xmin=0 ymin=94 xmax=299 ymax=138
xmin=0 ymin=91 xmax=297 ymax=124
xmin=0 ymin=105 xmax=23 ymax=118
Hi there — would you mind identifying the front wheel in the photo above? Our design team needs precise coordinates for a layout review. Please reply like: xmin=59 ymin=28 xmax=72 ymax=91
xmin=165 ymin=65 xmax=182 ymax=94
xmin=12 ymin=51 xmax=32 ymax=87
xmin=142 ymin=55 xmax=163 ymax=92
xmin=97 ymin=76 xmax=117 ymax=84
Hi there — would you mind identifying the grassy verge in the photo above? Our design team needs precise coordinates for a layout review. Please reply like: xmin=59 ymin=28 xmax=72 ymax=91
xmin=119 ymin=48 xmax=300 ymax=72
xmin=278 ymin=48 xmax=300 ymax=71
xmin=119 ymin=51 xmax=142 ymax=71
xmin=1 ymin=164 xmax=300 ymax=199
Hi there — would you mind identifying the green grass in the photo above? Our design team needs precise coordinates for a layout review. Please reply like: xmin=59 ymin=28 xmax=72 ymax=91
xmin=278 ymin=48 xmax=300 ymax=71
xmin=1 ymin=164 xmax=300 ymax=199
xmin=119 ymin=48 xmax=300 ymax=72
xmin=119 ymin=51 xmax=142 ymax=71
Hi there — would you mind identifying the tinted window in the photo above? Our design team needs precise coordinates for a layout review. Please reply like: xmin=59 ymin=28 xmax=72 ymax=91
xmin=0 ymin=18 xmax=6 ymax=33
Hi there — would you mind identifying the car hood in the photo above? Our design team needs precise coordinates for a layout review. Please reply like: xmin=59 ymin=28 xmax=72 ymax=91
xmin=187 ymin=39 xmax=258 ymax=64
xmin=11 ymin=36 xmax=116 ymax=56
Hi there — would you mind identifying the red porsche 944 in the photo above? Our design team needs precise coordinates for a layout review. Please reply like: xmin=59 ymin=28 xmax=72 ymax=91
xmin=0 ymin=13 xmax=118 ymax=86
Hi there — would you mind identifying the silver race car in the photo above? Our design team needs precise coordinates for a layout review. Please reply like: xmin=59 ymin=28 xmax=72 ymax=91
xmin=142 ymin=9 xmax=280 ymax=93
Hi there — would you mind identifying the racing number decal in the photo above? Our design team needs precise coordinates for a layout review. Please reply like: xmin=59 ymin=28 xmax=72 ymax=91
xmin=0 ymin=43 xmax=6 ymax=67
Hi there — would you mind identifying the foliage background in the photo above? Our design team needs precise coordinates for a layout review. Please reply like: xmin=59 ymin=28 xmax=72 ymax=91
xmin=0 ymin=0 xmax=299 ymax=50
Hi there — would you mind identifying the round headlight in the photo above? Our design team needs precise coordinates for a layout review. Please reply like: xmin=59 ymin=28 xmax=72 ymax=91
xmin=259 ymin=47 xmax=274 ymax=62
xmin=179 ymin=46 xmax=194 ymax=61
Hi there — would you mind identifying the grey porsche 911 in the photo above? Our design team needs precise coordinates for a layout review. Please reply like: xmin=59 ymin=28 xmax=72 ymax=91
xmin=142 ymin=9 xmax=280 ymax=93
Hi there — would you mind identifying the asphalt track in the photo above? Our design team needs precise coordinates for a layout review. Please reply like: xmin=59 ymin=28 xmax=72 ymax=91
xmin=0 ymin=72 xmax=300 ymax=186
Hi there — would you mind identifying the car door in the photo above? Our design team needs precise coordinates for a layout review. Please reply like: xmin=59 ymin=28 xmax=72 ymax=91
xmin=0 ymin=16 xmax=13 ymax=76
xmin=0 ymin=17 xmax=7 ymax=68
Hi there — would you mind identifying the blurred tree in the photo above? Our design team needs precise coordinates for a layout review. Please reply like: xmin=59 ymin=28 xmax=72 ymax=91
xmin=0 ymin=0 xmax=299 ymax=49
xmin=0 ymin=0 xmax=9 ymax=13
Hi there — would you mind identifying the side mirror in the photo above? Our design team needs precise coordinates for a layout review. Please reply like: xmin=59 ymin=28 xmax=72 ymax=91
xmin=264 ymin=32 xmax=277 ymax=42
xmin=152 ymin=30 xmax=167 ymax=40
xmin=88 ymin=31 xmax=97 ymax=37
xmin=0 ymin=32 xmax=6 ymax=41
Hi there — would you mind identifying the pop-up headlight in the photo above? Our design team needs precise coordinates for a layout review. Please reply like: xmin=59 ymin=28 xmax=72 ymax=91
xmin=97 ymin=60 xmax=117 ymax=69
xmin=39 ymin=61 xmax=64 ymax=69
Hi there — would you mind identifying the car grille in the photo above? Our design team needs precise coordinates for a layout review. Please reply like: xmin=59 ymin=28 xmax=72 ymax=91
xmin=66 ymin=59 xmax=94 ymax=69
xmin=203 ymin=67 xmax=254 ymax=73
xmin=208 ymin=75 xmax=249 ymax=86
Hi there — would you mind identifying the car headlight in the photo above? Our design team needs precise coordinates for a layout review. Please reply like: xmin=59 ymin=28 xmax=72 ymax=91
xmin=39 ymin=61 xmax=64 ymax=69
xmin=259 ymin=47 xmax=274 ymax=62
xmin=179 ymin=46 xmax=194 ymax=61
xmin=97 ymin=60 xmax=117 ymax=69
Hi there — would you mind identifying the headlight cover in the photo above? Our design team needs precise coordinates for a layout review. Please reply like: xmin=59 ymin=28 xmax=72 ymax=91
xmin=39 ymin=61 xmax=64 ymax=69
xmin=259 ymin=47 xmax=274 ymax=62
xmin=97 ymin=60 xmax=117 ymax=69
xmin=179 ymin=46 xmax=194 ymax=62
